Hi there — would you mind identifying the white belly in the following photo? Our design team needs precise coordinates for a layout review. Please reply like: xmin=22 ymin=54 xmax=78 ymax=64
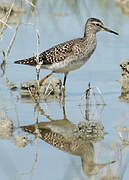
xmin=41 ymin=57 xmax=87 ymax=73
xmin=41 ymin=44 xmax=96 ymax=73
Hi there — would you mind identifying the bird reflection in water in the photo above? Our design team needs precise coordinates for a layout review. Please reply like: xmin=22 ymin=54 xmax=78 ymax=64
xmin=20 ymin=102 xmax=115 ymax=177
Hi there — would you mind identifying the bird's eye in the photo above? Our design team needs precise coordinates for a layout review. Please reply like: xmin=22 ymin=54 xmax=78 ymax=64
xmin=96 ymin=23 xmax=100 ymax=27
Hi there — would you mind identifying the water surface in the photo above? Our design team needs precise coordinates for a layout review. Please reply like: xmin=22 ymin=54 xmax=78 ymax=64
xmin=0 ymin=0 xmax=129 ymax=180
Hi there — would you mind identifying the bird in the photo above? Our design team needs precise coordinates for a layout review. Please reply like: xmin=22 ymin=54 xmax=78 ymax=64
xmin=14 ymin=18 xmax=118 ymax=98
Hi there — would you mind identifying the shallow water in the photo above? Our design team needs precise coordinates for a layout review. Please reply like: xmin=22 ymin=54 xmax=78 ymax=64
xmin=0 ymin=0 xmax=129 ymax=180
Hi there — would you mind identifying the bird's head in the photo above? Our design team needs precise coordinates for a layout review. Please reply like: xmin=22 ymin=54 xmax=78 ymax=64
xmin=85 ymin=18 xmax=119 ymax=36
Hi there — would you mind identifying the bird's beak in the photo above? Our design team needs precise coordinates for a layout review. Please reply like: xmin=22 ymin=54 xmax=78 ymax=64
xmin=102 ymin=26 xmax=119 ymax=35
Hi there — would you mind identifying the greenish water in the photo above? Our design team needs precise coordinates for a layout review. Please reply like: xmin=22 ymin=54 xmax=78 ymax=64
xmin=0 ymin=0 xmax=129 ymax=180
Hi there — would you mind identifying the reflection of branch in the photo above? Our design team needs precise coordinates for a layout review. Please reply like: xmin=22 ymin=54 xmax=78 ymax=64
xmin=79 ymin=83 xmax=105 ymax=121
xmin=30 ymin=149 xmax=38 ymax=180
xmin=18 ymin=126 xmax=38 ymax=179
xmin=0 ymin=59 xmax=6 ymax=78
xmin=119 ymin=132 xmax=129 ymax=152
xmin=35 ymin=103 xmax=55 ymax=121
xmin=91 ymin=86 xmax=106 ymax=105
xmin=14 ymin=103 xmax=20 ymax=127
xmin=116 ymin=125 xmax=129 ymax=153
xmin=19 ymin=148 xmax=38 ymax=180
xmin=85 ymin=82 xmax=90 ymax=121
xmin=35 ymin=102 xmax=69 ymax=123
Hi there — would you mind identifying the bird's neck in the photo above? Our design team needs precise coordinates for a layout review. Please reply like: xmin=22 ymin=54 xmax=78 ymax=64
xmin=84 ymin=25 xmax=97 ymax=37
xmin=83 ymin=30 xmax=97 ymax=48
xmin=82 ymin=30 xmax=97 ymax=57
xmin=84 ymin=29 xmax=96 ymax=39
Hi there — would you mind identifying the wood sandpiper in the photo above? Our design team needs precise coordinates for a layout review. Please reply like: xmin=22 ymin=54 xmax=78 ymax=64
xmin=14 ymin=18 xmax=118 ymax=97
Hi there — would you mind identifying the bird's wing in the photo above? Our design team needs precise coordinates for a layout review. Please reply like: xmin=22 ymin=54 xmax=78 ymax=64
xmin=39 ymin=40 xmax=75 ymax=65
xmin=14 ymin=38 xmax=82 ymax=66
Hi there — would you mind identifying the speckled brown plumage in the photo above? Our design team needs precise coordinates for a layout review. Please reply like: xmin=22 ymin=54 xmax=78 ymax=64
xmin=14 ymin=38 xmax=85 ymax=66
xmin=14 ymin=18 xmax=118 ymax=93
xmin=14 ymin=18 xmax=118 ymax=71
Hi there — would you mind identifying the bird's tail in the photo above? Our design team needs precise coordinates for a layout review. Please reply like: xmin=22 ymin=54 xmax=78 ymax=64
xmin=14 ymin=57 xmax=37 ymax=66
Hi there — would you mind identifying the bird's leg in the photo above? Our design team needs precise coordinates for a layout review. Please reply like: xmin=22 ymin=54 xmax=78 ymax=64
xmin=39 ymin=72 xmax=54 ymax=86
xmin=62 ymin=73 xmax=68 ymax=106
xmin=62 ymin=73 xmax=68 ymax=97
xmin=62 ymin=89 xmax=65 ymax=106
